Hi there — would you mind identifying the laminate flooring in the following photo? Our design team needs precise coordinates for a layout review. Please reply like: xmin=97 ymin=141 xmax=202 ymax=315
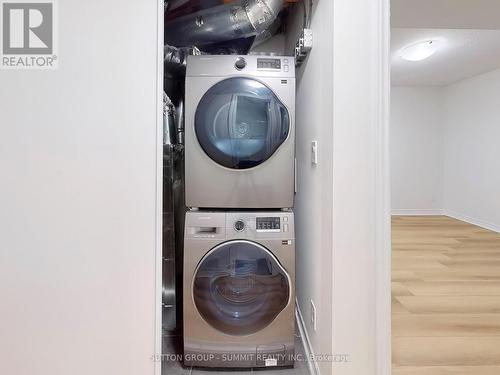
xmin=392 ymin=216 xmax=500 ymax=375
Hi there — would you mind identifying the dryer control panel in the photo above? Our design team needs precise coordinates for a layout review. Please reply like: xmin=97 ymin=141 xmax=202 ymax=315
xmin=257 ymin=58 xmax=281 ymax=70
xmin=186 ymin=55 xmax=295 ymax=78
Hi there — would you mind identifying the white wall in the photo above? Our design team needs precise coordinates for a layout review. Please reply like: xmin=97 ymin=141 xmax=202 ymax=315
xmin=443 ymin=68 xmax=500 ymax=231
xmin=285 ymin=1 xmax=334 ymax=374
xmin=0 ymin=1 xmax=161 ymax=375
xmin=391 ymin=87 xmax=444 ymax=214
xmin=250 ymin=33 xmax=286 ymax=55
xmin=289 ymin=0 xmax=390 ymax=374
xmin=391 ymin=69 xmax=500 ymax=232
xmin=331 ymin=1 xmax=391 ymax=374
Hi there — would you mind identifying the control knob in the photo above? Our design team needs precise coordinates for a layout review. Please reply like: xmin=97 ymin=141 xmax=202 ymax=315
xmin=235 ymin=57 xmax=246 ymax=70
xmin=234 ymin=220 xmax=245 ymax=231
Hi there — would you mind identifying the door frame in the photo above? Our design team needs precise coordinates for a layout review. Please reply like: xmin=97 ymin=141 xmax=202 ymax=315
xmin=330 ymin=0 xmax=392 ymax=373
xmin=155 ymin=0 xmax=164 ymax=374
xmin=156 ymin=0 xmax=392 ymax=373
xmin=374 ymin=0 xmax=392 ymax=373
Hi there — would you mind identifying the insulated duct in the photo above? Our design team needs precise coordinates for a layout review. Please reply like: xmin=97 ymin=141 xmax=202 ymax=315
xmin=162 ymin=143 xmax=176 ymax=332
xmin=176 ymin=98 xmax=185 ymax=146
xmin=167 ymin=0 xmax=190 ymax=11
xmin=164 ymin=44 xmax=201 ymax=76
xmin=163 ymin=92 xmax=176 ymax=146
xmin=164 ymin=45 xmax=198 ymax=146
xmin=164 ymin=0 xmax=284 ymax=47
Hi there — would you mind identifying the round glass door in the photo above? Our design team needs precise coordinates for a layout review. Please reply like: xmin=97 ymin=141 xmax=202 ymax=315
xmin=193 ymin=240 xmax=290 ymax=336
xmin=195 ymin=77 xmax=290 ymax=169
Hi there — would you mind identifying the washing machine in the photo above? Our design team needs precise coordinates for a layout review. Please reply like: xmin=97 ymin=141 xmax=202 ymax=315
xmin=183 ymin=210 xmax=295 ymax=368
xmin=185 ymin=55 xmax=296 ymax=209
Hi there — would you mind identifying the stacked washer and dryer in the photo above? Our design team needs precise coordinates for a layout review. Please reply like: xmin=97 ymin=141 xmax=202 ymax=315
xmin=183 ymin=55 xmax=296 ymax=368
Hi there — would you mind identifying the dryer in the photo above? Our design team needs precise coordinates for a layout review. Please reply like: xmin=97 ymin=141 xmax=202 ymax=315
xmin=183 ymin=211 xmax=295 ymax=368
xmin=185 ymin=55 xmax=296 ymax=209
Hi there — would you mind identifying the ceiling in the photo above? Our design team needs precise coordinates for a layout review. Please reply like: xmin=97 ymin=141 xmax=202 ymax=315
xmin=391 ymin=0 xmax=500 ymax=30
xmin=391 ymin=28 xmax=500 ymax=86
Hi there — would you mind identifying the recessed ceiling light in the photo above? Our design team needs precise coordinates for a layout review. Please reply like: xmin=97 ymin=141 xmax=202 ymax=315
xmin=399 ymin=40 xmax=441 ymax=62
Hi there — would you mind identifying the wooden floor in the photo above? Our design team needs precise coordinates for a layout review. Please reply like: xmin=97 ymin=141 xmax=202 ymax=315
xmin=392 ymin=216 xmax=500 ymax=375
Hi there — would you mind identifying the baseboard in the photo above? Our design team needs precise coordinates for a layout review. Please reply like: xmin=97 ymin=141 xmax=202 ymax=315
xmin=444 ymin=209 xmax=500 ymax=233
xmin=295 ymin=300 xmax=320 ymax=375
xmin=391 ymin=209 xmax=444 ymax=216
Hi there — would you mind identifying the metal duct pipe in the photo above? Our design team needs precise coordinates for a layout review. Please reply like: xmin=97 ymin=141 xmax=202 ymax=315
xmin=164 ymin=44 xmax=201 ymax=76
xmin=162 ymin=144 xmax=176 ymax=332
xmin=164 ymin=0 xmax=284 ymax=47
xmin=176 ymin=97 xmax=185 ymax=146
xmin=167 ymin=0 xmax=190 ymax=11
xmin=251 ymin=16 xmax=281 ymax=48
xmin=163 ymin=92 xmax=176 ymax=146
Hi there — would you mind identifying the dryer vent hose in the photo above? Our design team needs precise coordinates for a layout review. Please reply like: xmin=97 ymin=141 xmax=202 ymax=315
xmin=164 ymin=0 xmax=284 ymax=47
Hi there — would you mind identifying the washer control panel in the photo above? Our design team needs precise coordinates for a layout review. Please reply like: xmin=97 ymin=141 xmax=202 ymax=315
xmin=256 ymin=217 xmax=281 ymax=232
xmin=185 ymin=211 xmax=294 ymax=239
xmin=228 ymin=213 xmax=293 ymax=238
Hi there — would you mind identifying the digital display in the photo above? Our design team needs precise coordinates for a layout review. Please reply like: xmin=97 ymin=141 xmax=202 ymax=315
xmin=257 ymin=58 xmax=281 ymax=70
xmin=256 ymin=217 xmax=281 ymax=231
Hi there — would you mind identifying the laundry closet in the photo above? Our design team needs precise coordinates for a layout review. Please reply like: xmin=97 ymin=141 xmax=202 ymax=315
xmin=162 ymin=1 xmax=310 ymax=372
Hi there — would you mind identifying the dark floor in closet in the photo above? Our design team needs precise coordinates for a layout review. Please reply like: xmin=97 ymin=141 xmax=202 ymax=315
xmin=162 ymin=331 xmax=311 ymax=375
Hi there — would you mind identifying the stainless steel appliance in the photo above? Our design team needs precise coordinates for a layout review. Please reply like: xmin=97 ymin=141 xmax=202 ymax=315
xmin=183 ymin=210 xmax=295 ymax=368
xmin=185 ymin=55 xmax=296 ymax=209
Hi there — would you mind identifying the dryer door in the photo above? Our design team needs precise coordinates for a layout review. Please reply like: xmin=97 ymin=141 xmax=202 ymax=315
xmin=193 ymin=240 xmax=290 ymax=336
xmin=195 ymin=77 xmax=290 ymax=169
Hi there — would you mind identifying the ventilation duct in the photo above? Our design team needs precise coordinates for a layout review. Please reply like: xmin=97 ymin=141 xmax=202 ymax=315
xmin=164 ymin=44 xmax=201 ymax=76
xmin=167 ymin=0 xmax=190 ymax=11
xmin=164 ymin=0 xmax=284 ymax=48
xmin=166 ymin=0 xmax=222 ymax=17
xmin=163 ymin=92 xmax=176 ymax=146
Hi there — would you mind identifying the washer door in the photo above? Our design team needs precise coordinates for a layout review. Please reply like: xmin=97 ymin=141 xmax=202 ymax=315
xmin=193 ymin=240 xmax=290 ymax=336
xmin=195 ymin=77 xmax=290 ymax=170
